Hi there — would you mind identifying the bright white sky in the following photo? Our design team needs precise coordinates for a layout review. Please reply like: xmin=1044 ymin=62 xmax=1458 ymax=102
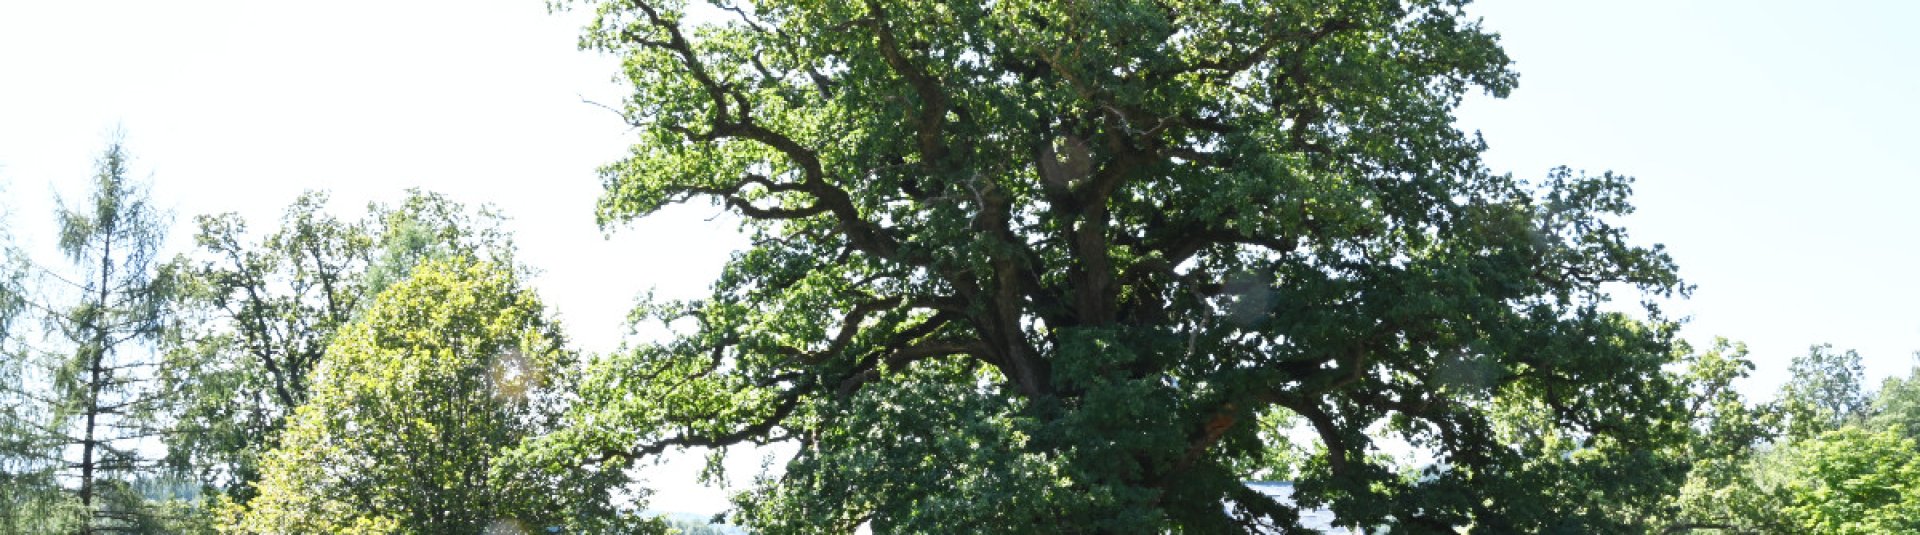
xmin=2 ymin=0 xmax=1916 ymax=516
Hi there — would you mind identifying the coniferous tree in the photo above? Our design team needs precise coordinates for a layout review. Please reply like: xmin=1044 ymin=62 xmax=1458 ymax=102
xmin=38 ymin=143 xmax=176 ymax=533
xmin=0 ymin=210 xmax=78 ymax=533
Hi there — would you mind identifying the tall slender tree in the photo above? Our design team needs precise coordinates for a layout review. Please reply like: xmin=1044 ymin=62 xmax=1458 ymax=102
xmin=39 ymin=142 xmax=175 ymax=533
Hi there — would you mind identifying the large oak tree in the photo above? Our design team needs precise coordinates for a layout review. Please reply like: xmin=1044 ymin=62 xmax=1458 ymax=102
xmin=549 ymin=0 xmax=1689 ymax=532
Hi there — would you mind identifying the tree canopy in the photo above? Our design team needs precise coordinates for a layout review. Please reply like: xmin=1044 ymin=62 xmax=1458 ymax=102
xmin=1870 ymin=355 xmax=1920 ymax=439
xmin=1656 ymin=348 xmax=1920 ymax=534
xmin=1772 ymin=427 xmax=1920 ymax=534
xmin=227 ymin=259 xmax=645 ymax=533
xmin=6 ymin=4 xmax=1918 ymax=534
xmin=0 ymin=143 xmax=191 ymax=533
xmin=161 ymin=189 xmax=521 ymax=501
xmin=542 ymin=0 xmax=1690 ymax=531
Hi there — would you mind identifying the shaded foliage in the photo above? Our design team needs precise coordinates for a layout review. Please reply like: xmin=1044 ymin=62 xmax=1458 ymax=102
xmin=539 ymin=0 xmax=1692 ymax=531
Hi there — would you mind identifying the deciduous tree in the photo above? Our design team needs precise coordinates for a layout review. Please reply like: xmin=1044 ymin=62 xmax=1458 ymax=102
xmin=1779 ymin=344 xmax=1870 ymax=440
xmin=546 ymin=0 xmax=1689 ymax=531
xmin=1868 ymin=355 xmax=1920 ymax=440
xmin=163 ymin=190 xmax=518 ymax=500
xmin=1653 ymin=340 xmax=1786 ymax=534
xmin=227 ymin=259 xmax=647 ymax=533
xmin=1774 ymin=427 xmax=1920 ymax=534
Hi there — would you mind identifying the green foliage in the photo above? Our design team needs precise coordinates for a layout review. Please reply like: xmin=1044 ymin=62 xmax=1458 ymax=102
xmin=1869 ymin=356 xmax=1920 ymax=440
xmin=1779 ymin=344 xmax=1870 ymax=440
xmin=1660 ymin=345 xmax=1920 ymax=535
xmin=662 ymin=515 xmax=743 ymax=535
xmin=1773 ymin=427 xmax=1920 ymax=534
xmin=163 ymin=190 xmax=519 ymax=501
xmin=0 ymin=238 xmax=23 ymax=343
xmin=1672 ymin=340 xmax=1779 ymax=463
xmin=552 ymin=0 xmax=1691 ymax=531
xmin=0 ymin=172 xmax=69 ymax=535
xmin=30 ymin=142 xmax=179 ymax=532
xmin=359 ymin=190 xmax=520 ymax=299
xmin=0 ymin=226 xmax=68 ymax=534
xmin=225 ymin=259 xmax=652 ymax=534
xmin=161 ymin=192 xmax=372 ymax=503
xmin=1465 ymin=319 xmax=1692 ymax=533
xmin=1654 ymin=340 xmax=1786 ymax=534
